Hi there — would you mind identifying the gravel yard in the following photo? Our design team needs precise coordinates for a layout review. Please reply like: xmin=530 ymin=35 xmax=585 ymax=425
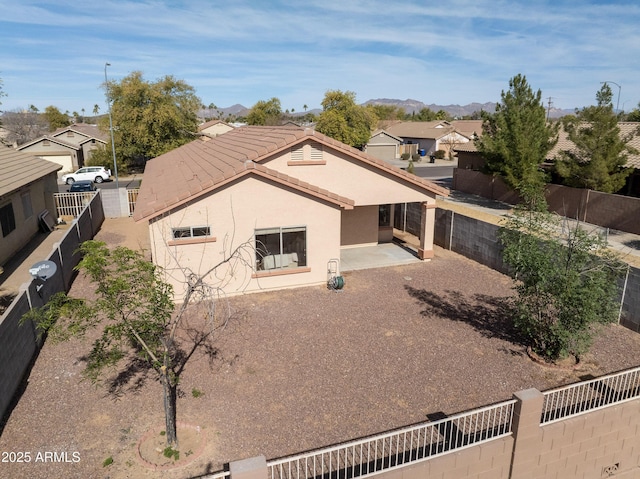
xmin=1 ymin=219 xmax=640 ymax=479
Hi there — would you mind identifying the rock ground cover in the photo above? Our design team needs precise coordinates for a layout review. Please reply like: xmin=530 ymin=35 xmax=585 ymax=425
xmin=1 ymin=218 xmax=639 ymax=479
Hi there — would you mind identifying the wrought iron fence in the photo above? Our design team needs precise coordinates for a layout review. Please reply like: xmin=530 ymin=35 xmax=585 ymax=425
xmin=127 ymin=188 xmax=139 ymax=216
xmin=53 ymin=191 xmax=99 ymax=218
xmin=267 ymin=400 xmax=516 ymax=479
xmin=542 ymin=366 xmax=640 ymax=424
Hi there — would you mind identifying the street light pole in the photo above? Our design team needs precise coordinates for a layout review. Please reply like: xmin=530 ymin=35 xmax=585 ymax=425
xmin=600 ymin=81 xmax=621 ymax=114
xmin=104 ymin=62 xmax=119 ymax=189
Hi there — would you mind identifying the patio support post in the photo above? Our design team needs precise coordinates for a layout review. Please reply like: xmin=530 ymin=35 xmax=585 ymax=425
xmin=418 ymin=201 xmax=436 ymax=260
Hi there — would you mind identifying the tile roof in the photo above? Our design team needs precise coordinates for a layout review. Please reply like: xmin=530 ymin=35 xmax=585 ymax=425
xmin=18 ymin=135 xmax=80 ymax=151
xmin=52 ymin=123 xmax=109 ymax=142
xmin=548 ymin=121 xmax=640 ymax=169
xmin=134 ymin=125 xmax=448 ymax=221
xmin=0 ymin=145 xmax=61 ymax=198
xmin=451 ymin=120 xmax=483 ymax=138
xmin=385 ymin=121 xmax=454 ymax=139
xmin=455 ymin=122 xmax=640 ymax=169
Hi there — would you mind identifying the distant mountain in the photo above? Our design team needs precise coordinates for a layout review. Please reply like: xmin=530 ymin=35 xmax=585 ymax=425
xmin=363 ymin=98 xmax=495 ymax=118
xmin=200 ymin=98 xmax=573 ymax=121
xmin=364 ymin=98 xmax=573 ymax=119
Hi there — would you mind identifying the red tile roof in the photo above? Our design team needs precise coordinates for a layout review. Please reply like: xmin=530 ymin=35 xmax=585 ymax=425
xmin=134 ymin=126 xmax=448 ymax=222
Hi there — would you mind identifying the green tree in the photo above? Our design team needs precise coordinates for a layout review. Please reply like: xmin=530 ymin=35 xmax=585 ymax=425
xmin=499 ymin=192 xmax=625 ymax=361
xmin=476 ymin=74 xmax=558 ymax=200
xmin=368 ymin=104 xmax=406 ymax=121
xmin=315 ymin=90 xmax=377 ymax=149
xmin=555 ymin=84 xmax=635 ymax=193
xmin=22 ymin=239 xmax=243 ymax=449
xmin=43 ymin=105 xmax=71 ymax=131
xmin=625 ymin=103 xmax=640 ymax=122
xmin=102 ymin=71 xmax=201 ymax=167
xmin=246 ymin=97 xmax=282 ymax=125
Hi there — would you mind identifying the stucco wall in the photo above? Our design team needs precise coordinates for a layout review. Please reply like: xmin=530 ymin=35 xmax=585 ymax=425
xmin=149 ymin=175 xmax=342 ymax=299
xmin=264 ymin=142 xmax=437 ymax=206
xmin=341 ymin=206 xmax=378 ymax=246
xmin=0 ymin=173 xmax=59 ymax=266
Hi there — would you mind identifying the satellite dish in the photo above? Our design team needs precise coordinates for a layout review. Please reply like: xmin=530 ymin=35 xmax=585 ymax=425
xmin=29 ymin=260 xmax=57 ymax=281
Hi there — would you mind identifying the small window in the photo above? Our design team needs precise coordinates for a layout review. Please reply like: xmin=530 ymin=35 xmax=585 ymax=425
xmin=21 ymin=192 xmax=33 ymax=219
xmin=256 ymin=226 xmax=306 ymax=270
xmin=171 ymin=226 xmax=211 ymax=239
xmin=67 ymin=131 xmax=73 ymax=137
xmin=0 ymin=203 xmax=16 ymax=237
xmin=43 ymin=140 xmax=50 ymax=146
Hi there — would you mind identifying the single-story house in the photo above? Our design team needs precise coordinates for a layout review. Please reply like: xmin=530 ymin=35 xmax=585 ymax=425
xmin=198 ymin=119 xmax=234 ymax=137
xmin=134 ymin=125 xmax=448 ymax=299
xmin=18 ymin=123 xmax=108 ymax=175
xmin=367 ymin=121 xmax=471 ymax=162
xmin=0 ymin=146 xmax=61 ymax=266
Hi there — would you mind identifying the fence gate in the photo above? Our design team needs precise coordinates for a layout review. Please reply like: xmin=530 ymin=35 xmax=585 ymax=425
xmin=53 ymin=191 xmax=99 ymax=218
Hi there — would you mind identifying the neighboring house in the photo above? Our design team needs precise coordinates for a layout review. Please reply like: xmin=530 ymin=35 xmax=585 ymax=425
xmin=197 ymin=119 xmax=234 ymax=137
xmin=17 ymin=123 xmax=108 ymax=175
xmin=367 ymin=121 xmax=471 ymax=161
xmin=0 ymin=146 xmax=61 ymax=266
xmin=364 ymin=130 xmax=404 ymax=161
xmin=134 ymin=125 xmax=448 ymax=298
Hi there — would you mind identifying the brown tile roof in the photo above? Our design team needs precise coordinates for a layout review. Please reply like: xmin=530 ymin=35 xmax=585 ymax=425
xmin=385 ymin=121 xmax=454 ymax=139
xmin=17 ymin=135 xmax=80 ymax=151
xmin=455 ymin=122 xmax=640 ymax=169
xmin=549 ymin=122 xmax=640 ymax=169
xmin=134 ymin=126 xmax=448 ymax=221
xmin=0 ymin=145 xmax=61 ymax=198
xmin=451 ymin=120 xmax=483 ymax=138
xmin=52 ymin=123 xmax=108 ymax=142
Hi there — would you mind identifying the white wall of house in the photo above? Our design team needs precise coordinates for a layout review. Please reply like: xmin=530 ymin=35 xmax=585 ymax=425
xmin=148 ymin=175 xmax=343 ymax=300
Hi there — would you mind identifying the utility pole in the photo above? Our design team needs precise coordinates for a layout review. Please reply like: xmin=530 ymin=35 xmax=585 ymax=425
xmin=546 ymin=97 xmax=554 ymax=121
xmin=104 ymin=63 xmax=119 ymax=189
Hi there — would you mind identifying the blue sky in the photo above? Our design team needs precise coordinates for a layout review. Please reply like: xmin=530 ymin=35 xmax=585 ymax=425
xmin=0 ymin=0 xmax=638 ymax=115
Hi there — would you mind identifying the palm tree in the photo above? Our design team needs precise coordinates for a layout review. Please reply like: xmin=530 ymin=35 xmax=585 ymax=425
xmin=93 ymin=104 xmax=100 ymax=115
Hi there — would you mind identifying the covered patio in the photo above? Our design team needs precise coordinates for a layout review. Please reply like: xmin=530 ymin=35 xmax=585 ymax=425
xmin=340 ymin=234 xmax=421 ymax=271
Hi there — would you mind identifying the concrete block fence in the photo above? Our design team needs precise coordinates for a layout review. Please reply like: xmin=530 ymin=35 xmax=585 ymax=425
xmin=0 ymin=193 xmax=103 ymax=425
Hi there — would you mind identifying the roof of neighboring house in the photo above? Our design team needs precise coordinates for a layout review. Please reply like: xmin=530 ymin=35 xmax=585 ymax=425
xmin=547 ymin=121 xmax=640 ymax=169
xmin=453 ymin=142 xmax=479 ymax=153
xmin=451 ymin=120 xmax=483 ymax=138
xmin=454 ymin=122 xmax=640 ymax=169
xmin=197 ymin=119 xmax=234 ymax=132
xmin=51 ymin=123 xmax=108 ymax=142
xmin=385 ymin=121 xmax=459 ymax=140
xmin=17 ymin=135 xmax=80 ymax=151
xmin=134 ymin=125 xmax=448 ymax=222
xmin=369 ymin=130 xmax=403 ymax=143
xmin=0 ymin=145 xmax=61 ymax=198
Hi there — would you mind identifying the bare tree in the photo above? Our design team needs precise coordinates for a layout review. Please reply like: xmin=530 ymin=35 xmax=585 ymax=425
xmin=1 ymin=107 xmax=48 ymax=145
xmin=23 ymin=221 xmax=257 ymax=452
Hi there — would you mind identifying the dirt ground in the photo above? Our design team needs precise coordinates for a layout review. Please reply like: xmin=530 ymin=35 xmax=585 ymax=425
xmin=1 ymin=218 xmax=640 ymax=479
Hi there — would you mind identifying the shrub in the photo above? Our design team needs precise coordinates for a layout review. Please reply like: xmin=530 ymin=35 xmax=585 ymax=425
xmin=400 ymin=153 xmax=410 ymax=161
xmin=434 ymin=149 xmax=446 ymax=159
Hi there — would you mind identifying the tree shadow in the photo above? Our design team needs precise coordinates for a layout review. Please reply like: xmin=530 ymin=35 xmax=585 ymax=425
xmin=404 ymin=285 xmax=523 ymax=347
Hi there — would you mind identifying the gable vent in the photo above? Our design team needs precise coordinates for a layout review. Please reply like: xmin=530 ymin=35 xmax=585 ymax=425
xmin=310 ymin=142 xmax=323 ymax=161
xmin=291 ymin=146 xmax=304 ymax=161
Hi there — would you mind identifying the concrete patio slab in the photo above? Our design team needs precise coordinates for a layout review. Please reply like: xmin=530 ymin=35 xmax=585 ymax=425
xmin=340 ymin=242 xmax=421 ymax=271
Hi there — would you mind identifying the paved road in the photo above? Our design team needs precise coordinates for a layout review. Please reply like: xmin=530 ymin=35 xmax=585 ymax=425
xmin=57 ymin=177 xmax=141 ymax=193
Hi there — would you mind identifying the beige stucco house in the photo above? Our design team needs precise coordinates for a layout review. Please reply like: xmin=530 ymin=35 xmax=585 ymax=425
xmin=134 ymin=126 xmax=448 ymax=299
xmin=0 ymin=146 xmax=61 ymax=266
xmin=18 ymin=123 xmax=107 ymax=175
